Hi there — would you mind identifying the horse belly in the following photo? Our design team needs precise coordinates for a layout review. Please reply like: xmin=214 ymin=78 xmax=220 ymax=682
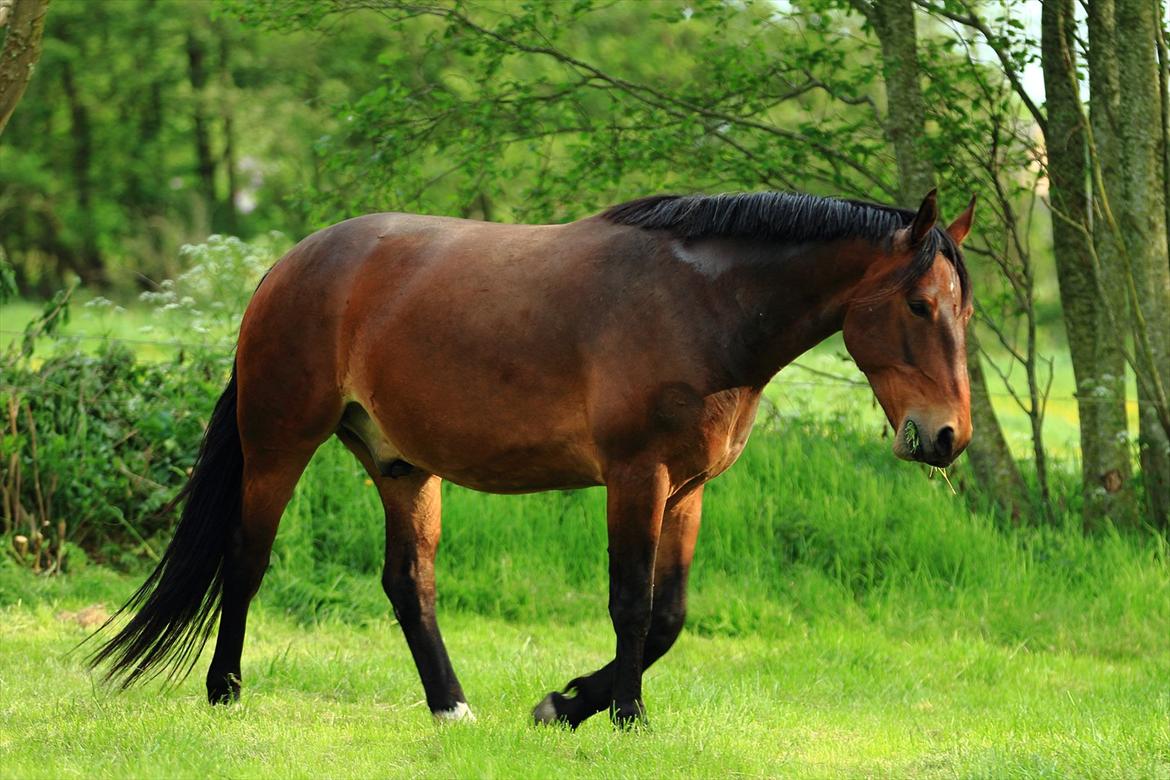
xmin=375 ymin=406 xmax=603 ymax=493
xmin=350 ymin=342 xmax=603 ymax=493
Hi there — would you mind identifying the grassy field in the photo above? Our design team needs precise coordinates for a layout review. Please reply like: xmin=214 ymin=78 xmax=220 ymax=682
xmin=3 ymin=581 xmax=1168 ymax=779
xmin=4 ymin=294 xmax=1168 ymax=777
xmin=2 ymin=414 xmax=1169 ymax=778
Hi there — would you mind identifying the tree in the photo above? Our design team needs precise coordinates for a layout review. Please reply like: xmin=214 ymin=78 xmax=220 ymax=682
xmin=1112 ymin=0 xmax=1170 ymax=527
xmin=929 ymin=0 xmax=1170 ymax=527
xmin=186 ymin=27 xmax=217 ymax=233
xmin=853 ymin=0 xmax=931 ymax=208
xmin=1043 ymin=0 xmax=1135 ymax=527
xmin=0 ymin=0 xmax=392 ymax=287
xmin=0 ymin=0 xmax=50 ymax=136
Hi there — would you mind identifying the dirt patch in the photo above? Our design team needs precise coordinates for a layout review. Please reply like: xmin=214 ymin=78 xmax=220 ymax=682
xmin=55 ymin=604 xmax=109 ymax=630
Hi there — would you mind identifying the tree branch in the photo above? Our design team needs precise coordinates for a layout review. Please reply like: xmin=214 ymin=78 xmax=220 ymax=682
xmin=914 ymin=0 xmax=1047 ymax=134
xmin=352 ymin=1 xmax=897 ymax=198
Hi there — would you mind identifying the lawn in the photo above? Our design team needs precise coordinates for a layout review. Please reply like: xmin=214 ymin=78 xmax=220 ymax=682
xmin=2 ymin=565 xmax=1167 ymax=779
xmin=3 ymin=415 xmax=1169 ymax=778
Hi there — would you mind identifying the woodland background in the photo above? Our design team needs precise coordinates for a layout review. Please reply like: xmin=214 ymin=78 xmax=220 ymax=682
xmin=0 ymin=2 xmax=1168 ymax=776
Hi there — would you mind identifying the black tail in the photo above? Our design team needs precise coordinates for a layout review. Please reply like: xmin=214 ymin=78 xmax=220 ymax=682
xmin=89 ymin=364 xmax=242 ymax=688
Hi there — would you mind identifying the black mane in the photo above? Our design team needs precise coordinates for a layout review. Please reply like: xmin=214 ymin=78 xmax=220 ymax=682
xmin=602 ymin=191 xmax=968 ymax=303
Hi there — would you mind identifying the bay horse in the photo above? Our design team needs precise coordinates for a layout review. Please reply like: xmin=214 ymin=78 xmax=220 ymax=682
xmin=91 ymin=189 xmax=974 ymax=728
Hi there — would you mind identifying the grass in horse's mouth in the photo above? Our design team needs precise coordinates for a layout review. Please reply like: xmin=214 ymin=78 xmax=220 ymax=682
xmin=904 ymin=420 xmax=956 ymax=494
xmin=928 ymin=465 xmax=957 ymax=495
xmin=903 ymin=419 xmax=921 ymax=454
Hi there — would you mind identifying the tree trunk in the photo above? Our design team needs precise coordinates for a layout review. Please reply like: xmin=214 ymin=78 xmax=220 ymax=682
xmin=59 ymin=57 xmax=104 ymax=286
xmin=218 ymin=24 xmax=239 ymax=235
xmin=860 ymin=0 xmax=1028 ymax=514
xmin=865 ymin=0 xmax=934 ymax=207
xmin=187 ymin=30 xmax=216 ymax=229
xmin=1157 ymin=4 xmax=1170 ymax=259
xmin=1045 ymin=0 xmax=1136 ymax=528
xmin=1114 ymin=0 xmax=1170 ymax=528
xmin=0 ymin=0 xmax=50 ymax=136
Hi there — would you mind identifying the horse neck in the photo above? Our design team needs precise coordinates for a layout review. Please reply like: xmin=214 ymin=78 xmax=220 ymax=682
xmin=694 ymin=236 xmax=878 ymax=388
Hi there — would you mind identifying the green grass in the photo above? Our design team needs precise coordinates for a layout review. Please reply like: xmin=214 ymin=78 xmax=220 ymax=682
xmin=2 ymin=566 xmax=1167 ymax=778
xmin=3 ymin=419 xmax=1169 ymax=777
xmin=1 ymin=297 xmax=231 ymax=363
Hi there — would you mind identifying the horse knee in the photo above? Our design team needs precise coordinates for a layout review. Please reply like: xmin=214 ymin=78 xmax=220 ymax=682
xmin=609 ymin=591 xmax=652 ymax=636
xmin=648 ymin=601 xmax=686 ymax=654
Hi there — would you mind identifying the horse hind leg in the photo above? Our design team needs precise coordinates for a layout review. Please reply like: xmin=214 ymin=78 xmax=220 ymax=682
xmin=337 ymin=428 xmax=472 ymax=722
xmin=205 ymin=373 xmax=339 ymax=702
xmin=206 ymin=443 xmax=318 ymax=702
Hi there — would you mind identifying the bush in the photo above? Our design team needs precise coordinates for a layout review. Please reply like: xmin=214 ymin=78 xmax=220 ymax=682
xmin=0 ymin=344 xmax=228 ymax=569
xmin=1 ymin=233 xmax=284 ymax=570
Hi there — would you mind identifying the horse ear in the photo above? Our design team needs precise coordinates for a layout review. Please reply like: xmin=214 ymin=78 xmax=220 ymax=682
xmin=908 ymin=189 xmax=938 ymax=247
xmin=946 ymin=195 xmax=976 ymax=244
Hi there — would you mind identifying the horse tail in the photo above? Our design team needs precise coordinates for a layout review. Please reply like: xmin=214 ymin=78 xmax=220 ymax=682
xmin=89 ymin=363 xmax=242 ymax=688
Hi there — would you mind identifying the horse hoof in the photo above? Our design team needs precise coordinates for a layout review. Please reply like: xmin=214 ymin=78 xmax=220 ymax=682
xmin=609 ymin=699 xmax=647 ymax=730
xmin=433 ymin=701 xmax=476 ymax=724
xmin=206 ymin=674 xmax=240 ymax=705
xmin=532 ymin=692 xmax=562 ymax=726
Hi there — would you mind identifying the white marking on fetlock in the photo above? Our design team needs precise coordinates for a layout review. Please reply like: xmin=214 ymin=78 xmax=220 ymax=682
xmin=532 ymin=693 xmax=559 ymax=725
xmin=433 ymin=701 xmax=475 ymax=723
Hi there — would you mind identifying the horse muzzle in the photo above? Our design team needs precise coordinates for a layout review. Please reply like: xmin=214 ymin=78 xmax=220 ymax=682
xmin=893 ymin=418 xmax=963 ymax=467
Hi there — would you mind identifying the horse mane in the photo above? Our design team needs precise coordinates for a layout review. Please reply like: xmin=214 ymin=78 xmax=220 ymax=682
xmin=601 ymin=191 xmax=969 ymax=303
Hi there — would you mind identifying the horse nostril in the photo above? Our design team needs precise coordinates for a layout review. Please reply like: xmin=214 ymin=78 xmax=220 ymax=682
xmin=936 ymin=426 xmax=955 ymax=458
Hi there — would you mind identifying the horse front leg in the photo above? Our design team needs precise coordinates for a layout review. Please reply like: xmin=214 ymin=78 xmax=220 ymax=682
xmin=534 ymin=484 xmax=701 ymax=728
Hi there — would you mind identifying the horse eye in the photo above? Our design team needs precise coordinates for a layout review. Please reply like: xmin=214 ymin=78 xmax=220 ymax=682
xmin=908 ymin=300 xmax=931 ymax=318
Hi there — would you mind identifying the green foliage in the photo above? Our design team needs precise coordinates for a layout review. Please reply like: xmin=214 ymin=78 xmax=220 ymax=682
xmin=0 ymin=344 xmax=228 ymax=568
xmin=0 ymin=0 xmax=383 ymax=291
xmin=0 ymin=233 xmax=285 ymax=568
xmin=229 ymin=0 xmax=905 ymax=224
xmin=0 ymin=257 xmax=16 ymax=304
xmin=5 ymin=282 xmax=77 ymax=362
xmin=5 ymin=0 xmax=1013 ymax=292
xmin=133 ymin=232 xmax=287 ymax=343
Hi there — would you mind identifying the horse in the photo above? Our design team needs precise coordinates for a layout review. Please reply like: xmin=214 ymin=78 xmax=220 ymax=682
xmin=90 ymin=188 xmax=974 ymax=728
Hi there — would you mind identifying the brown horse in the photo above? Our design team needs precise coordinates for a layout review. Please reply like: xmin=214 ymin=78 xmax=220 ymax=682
xmin=91 ymin=189 xmax=974 ymax=728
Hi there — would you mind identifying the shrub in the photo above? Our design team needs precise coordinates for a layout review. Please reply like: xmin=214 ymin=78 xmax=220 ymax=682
xmin=1 ymin=344 xmax=228 ymax=569
xmin=1 ymin=233 xmax=285 ymax=570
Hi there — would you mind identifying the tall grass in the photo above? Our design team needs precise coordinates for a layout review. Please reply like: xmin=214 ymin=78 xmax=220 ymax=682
xmin=259 ymin=414 xmax=1170 ymax=662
